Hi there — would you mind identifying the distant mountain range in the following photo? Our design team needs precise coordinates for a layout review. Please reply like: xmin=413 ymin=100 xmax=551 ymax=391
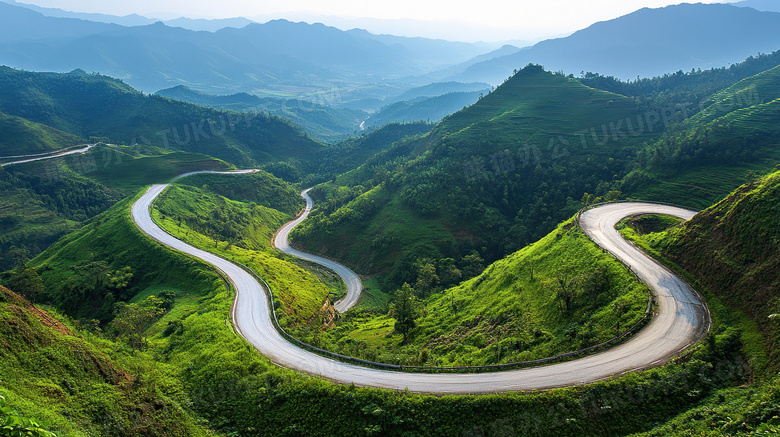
xmin=1 ymin=0 xmax=779 ymax=113
xmin=731 ymin=0 xmax=780 ymax=13
xmin=448 ymin=3 xmax=780 ymax=83
xmin=0 ymin=1 xmax=492 ymax=98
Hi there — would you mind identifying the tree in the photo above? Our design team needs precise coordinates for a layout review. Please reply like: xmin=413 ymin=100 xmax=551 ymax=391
xmin=390 ymin=283 xmax=420 ymax=344
xmin=110 ymin=295 xmax=165 ymax=351
xmin=3 ymin=266 xmax=45 ymax=304
xmin=158 ymin=290 xmax=176 ymax=311
xmin=437 ymin=258 xmax=462 ymax=287
xmin=551 ymin=273 xmax=580 ymax=315
xmin=413 ymin=259 xmax=439 ymax=295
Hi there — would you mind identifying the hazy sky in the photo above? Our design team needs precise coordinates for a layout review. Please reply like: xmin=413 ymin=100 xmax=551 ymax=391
xmin=18 ymin=0 xmax=729 ymax=42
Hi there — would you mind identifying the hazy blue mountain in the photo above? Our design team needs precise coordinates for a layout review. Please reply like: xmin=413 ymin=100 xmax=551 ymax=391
xmin=0 ymin=1 xmax=122 ymax=42
xmin=345 ymin=29 xmax=495 ymax=71
xmin=429 ymin=44 xmax=524 ymax=79
xmin=453 ymin=3 xmax=780 ymax=83
xmin=386 ymin=81 xmax=491 ymax=104
xmin=163 ymin=17 xmax=256 ymax=31
xmin=364 ymin=90 xmax=487 ymax=129
xmin=0 ymin=5 xmax=494 ymax=96
xmin=156 ymin=85 xmax=367 ymax=143
xmin=0 ymin=0 xmax=154 ymax=27
xmin=731 ymin=0 xmax=780 ymax=13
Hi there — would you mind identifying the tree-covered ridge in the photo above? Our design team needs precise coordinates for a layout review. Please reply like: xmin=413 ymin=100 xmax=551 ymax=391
xmin=627 ymin=63 xmax=780 ymax=207
xmin=0 ymin=66 xmax=325 ymax=177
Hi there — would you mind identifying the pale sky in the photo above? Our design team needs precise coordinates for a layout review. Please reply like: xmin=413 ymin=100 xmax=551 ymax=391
xmin=17 ymin=0 xmax=730 ymax=42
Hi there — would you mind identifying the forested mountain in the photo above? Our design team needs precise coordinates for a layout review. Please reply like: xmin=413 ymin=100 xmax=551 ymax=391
xmin=0 ymin=67 xmax=324 ymax=171
xmin=293 ymin=55 xmax=780 ymax=291
xmin=452 ymin=3 xmax=780 ymax=84
xmin=293 ymin=65 xmax=657 ymax=287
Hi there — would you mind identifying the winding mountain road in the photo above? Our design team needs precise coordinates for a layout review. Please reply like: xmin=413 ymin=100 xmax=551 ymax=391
xmin=0 ymin=144 xmax=94 ymax=166
xmin=274 ymin=188 xmax=363 ymax=313
xmin=132 ymin=175 xmax=710 ymax=394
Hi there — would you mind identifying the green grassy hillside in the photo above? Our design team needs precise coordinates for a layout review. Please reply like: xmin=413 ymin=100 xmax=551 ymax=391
xmin=0 ymin=145 xmax=230 ymax=271
xmin=0 ymin=286 xmax=213 ymax=436
xmin=150 ymin=176 xmax=337 ymax=328
xmin=657 ymin=169 xmax=779 ymax=362
xmin=4 ymin=175 xmax=753 ymax=437
xmin=0 ymin=112 xmax=83 ymax=157
xmin=0 ymin=67 xmax=325 ymax=176
xmin=617 ymin=170 xmax=780 ymax=435
xmin=306 ymin=218 xmax=649 ymax=367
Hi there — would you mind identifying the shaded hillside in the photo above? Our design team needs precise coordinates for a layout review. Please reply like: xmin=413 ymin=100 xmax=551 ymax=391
xmin=664 ymin=170 xmax=780 ymax=360
xmin=0 ymin=112 xmax=83 ymax=156
xmin=364 ymin=91 xmax=487 ymax=130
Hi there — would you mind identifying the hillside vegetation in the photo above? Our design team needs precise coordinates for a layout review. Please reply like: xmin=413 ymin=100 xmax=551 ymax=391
xmin=0 ymin=173 xmax=759 ymax=436
xmin=0 ymin=285 xmax=213 ymax=436
xmin=305 ymin=218 xmax=649 ymax=367
xmin=629 ymin=63 xmax=780 ymax=207
xmin=294 ymin=65 xmax=664 ymax=289
xmin=0 ymin=144 xmax=230 ymax=271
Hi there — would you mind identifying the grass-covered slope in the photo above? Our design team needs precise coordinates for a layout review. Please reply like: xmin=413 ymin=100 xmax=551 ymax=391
xmin=3 ymin=170 xmax=760 ymax=436
xmin=310 ymin=218 xmax=649 ymax=367
xmin=0 ymin=112 xmax=83 ymax=156
xmin=150 ymin=175 xmax=337 ymax=328
xmin=0 ymin=67 xmax=325 ymax=174
xmin=618 ymin=170 xmax=780 ymax=436
xmin=0 ymin=286 xmax=213 ymax=437
xmin=28 ymin=191 xmax=226 ymax=323
xmin=663 ymin=170 xmax=780 ymax=360
xmin=0 ymin=144 xmax=230 ymax=271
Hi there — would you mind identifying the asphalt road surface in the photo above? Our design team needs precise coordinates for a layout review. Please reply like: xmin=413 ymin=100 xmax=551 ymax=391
xmin=0 ymin=144 xmax=94 ymax=166
xmin=274 ymin=188 xmax=363 ymax=313
xmin=132 ymin=178 xmax=709 ymax=394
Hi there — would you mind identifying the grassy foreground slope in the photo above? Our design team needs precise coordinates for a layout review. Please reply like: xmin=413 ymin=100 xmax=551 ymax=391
xmin=0 ymin=285 xmax=214 ymax=437
xmin=618 ymin=170 xmax=780 ymax=436
xmin=4 ymin=171 xmax=771 ymax=435
xmin=660 ymin=169 xmax=779 ymax=363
